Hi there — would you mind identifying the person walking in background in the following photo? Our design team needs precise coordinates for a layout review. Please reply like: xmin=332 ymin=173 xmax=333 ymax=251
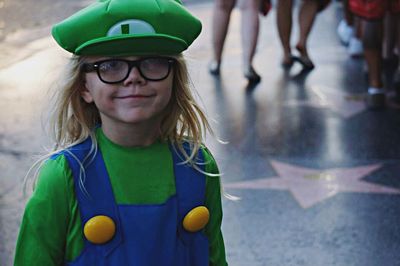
xmin=276 ymin=0 xmax=330 ymax=70
xmin=13 ymin=0 xmax=228 ymax=265
xmin=209 ymin=0 xmax=263 ymax=83
xmin=349 ymin=0 xmax=400 ymax=109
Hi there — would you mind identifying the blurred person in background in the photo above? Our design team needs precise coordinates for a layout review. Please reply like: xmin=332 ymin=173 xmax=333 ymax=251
xmin=276 ymin=0 xmax=331 ymax=70
xmin=209 ymin=0 xmax=267 ymax=83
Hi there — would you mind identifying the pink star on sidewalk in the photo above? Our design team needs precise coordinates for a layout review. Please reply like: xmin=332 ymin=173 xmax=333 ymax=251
xmin=225 ymin=160 xmax=400 ymax=208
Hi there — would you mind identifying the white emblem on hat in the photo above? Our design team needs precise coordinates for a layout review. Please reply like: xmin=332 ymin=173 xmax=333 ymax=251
xmin=107 ymin=19 xmax=155 ymax=36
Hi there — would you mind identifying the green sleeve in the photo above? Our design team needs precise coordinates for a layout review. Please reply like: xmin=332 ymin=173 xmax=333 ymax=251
xmin=202 ymin=147 xmax=228 ymax=266
xmin=14 ymin=155 xmax=80 ymax=266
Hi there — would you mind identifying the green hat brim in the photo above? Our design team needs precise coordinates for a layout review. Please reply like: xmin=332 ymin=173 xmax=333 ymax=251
xmin=75 ymin=34 xmax=187 ymax=56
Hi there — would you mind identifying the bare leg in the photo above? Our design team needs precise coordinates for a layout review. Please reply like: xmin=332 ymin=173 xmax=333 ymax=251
xmin=210 ymin=0 xmax=235 ymax=74
xmin=361 ymin=18 xmax=385 ymax=108
xmin=239 ymin=0 xmax=260 ymax=72
xmin=276 ymin=0 xmax=294 ymax=65
xmin=362 ymin=19 xmax=384 ymax=88
xmin=296 ymin=0 xmax=319 ymax=68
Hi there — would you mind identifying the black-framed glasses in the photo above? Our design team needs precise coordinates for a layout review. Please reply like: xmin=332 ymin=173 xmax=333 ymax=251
xmin=82 ymin=57 xmax=176 ymax=84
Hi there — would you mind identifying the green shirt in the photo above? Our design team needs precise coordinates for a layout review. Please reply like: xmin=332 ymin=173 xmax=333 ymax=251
xmin=14 ymin=129 xmax=227 ymax=266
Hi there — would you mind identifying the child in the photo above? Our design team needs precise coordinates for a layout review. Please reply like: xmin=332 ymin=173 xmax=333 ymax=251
xmin=14 ymin=0 xmax=228 ymax=265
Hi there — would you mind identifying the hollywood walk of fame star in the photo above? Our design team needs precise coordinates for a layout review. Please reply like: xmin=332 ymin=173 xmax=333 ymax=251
xmin=284 ymin=85 xmax=367 ymax=118
xmin=225 ymin=160 xmax=400 ymax=208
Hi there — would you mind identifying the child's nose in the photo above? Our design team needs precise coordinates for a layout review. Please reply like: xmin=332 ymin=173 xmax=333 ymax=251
xmin=123 ymin=66 xmax=145 ymax=85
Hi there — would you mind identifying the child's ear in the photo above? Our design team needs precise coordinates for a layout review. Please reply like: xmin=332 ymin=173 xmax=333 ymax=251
xmin=81 ymin=83 xmax=94 ymax=104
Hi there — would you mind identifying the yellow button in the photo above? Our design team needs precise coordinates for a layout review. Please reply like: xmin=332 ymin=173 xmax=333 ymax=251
xmin=84 ymin=215 xmax=116 ymax=244
xmin=183 ymin=206 xmax=210 ymax=232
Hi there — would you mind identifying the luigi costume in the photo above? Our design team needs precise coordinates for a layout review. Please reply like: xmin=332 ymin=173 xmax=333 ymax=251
xmin=14 ymin=0 xmax=227 ymax=265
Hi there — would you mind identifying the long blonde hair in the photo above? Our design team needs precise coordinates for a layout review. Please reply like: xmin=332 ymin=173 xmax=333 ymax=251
xmin=25 ymin=54 xmax=215 ymax=192
xmin=49 ymin=54 xmax=212 ymax=160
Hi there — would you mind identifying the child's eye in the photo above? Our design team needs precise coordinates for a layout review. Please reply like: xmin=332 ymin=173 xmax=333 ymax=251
xmin=141 ymin=58 xmax=169 ymax=70
xmin=99 ymin=60 xmax=126 ymax=72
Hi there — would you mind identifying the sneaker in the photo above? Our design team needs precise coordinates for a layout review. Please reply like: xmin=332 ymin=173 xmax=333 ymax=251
xmin=366 ymin=87 xmax=386 ymax=109
xmin=208 ymin=61 xmax=220 ymax=76
xmin=348 ymin=37 xmax=363 ymax=57
xmin=337 ymin=19 xmax=353 ymax=45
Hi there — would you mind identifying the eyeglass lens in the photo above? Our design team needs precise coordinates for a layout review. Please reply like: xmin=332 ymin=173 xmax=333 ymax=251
xmin=97 ymin=58 xmax=172 ymax=83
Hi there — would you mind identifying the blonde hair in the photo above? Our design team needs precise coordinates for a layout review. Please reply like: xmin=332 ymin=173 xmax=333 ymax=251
xmin=49 ymin=54 xmax=212 ymax=159
xmin=25 ymin=54 xmax=215 ymax=192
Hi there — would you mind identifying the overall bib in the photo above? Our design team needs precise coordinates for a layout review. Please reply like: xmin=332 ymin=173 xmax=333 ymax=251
xmin=58 ymin=138 xmax=209 ymax=266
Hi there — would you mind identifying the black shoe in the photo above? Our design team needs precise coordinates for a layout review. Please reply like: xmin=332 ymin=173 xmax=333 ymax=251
xmin=294 ymin=45 xmax=315 ymax=70
xmin=292 ymin=55 xmax=315 ymax=71
xmin=244 ymin=66 xmax=261 ymax=83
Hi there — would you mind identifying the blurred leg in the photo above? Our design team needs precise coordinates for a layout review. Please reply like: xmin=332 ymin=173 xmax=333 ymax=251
xmin=239 ymin=0 xmax=261 ymax=81
xmin=276 ymin=0 xmax=294 ymax=65
xmin=239 ymin=0 xmax=260 ymax=71
xmin=296 ymin=0 xmax=319 ymax=68
xmin=210 ymin=0 xmax=236 ymax=74
xmin=361 ymin=18 xmax=386 ymax=108
xmin=362 ymin=19 xmax=384 ymax=89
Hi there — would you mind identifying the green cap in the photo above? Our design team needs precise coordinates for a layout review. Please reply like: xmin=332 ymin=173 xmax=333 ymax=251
xmin=52 ymin=0 xmax=202 ymax=56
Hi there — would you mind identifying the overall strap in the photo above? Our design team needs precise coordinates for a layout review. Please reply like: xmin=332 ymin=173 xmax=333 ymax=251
xmin=61 ymin=138 xmax=122 ymax=257
xmin=171 ymin=142 xmax=206 ymax=243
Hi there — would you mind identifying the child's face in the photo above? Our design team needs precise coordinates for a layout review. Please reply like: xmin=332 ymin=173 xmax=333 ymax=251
xmin=81 ymin=56 xmax=174 ymax=127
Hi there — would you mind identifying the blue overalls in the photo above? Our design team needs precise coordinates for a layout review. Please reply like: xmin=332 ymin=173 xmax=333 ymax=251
xmin=59 ymin=138 xmax=209 ymax=266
